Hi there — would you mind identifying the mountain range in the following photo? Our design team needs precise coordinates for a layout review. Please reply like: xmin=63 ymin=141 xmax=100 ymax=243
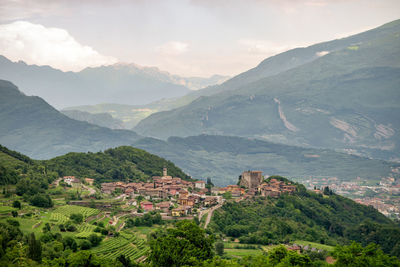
xmin=0 ymin=80 xmax=141 ymax=159
xmin=0 ymin=56 xmax=228 ymax=108
xmin=134 ymin=19 xmax=400 ymax=162
xmin=1 ymin=79 xmax=399 ymax=186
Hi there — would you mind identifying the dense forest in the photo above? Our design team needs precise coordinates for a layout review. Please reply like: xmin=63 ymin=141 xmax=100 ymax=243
xmin=209 ymin=184 xmax=400 ymax=257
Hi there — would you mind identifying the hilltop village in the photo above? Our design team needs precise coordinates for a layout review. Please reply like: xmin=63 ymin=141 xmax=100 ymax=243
xmin=58 ymin=169 xmax=298 ymax=220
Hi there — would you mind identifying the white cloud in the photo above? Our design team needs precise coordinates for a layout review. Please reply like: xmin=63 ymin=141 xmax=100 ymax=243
xmin=0 ymin=21 xmax=117 ymax=72
xmin=156 ymin=41 xmax=189 ymax=56
xmin=238 ymin=39 xmax=294 ymax=56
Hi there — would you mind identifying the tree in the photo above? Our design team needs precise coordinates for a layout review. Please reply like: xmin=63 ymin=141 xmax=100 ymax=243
xmin=80 ymin=240 xmax=92 ymax=250
xmin=30 ymin=194 xmax=53 ymax=208
xmin=63 ymin=236 xmax=78 ymax=252
xmin=12 ymin=200 xmax=21 ymax=209
xmin=11 ymin=210 xmax=18 ymax=217
xmin=215 ymin=241 xmax=224 ymax=256
xmin=28 ymin=233 xmax=42 ymax=262
xmin=70 ymin=213 xmax=83 ymax=224
xmin=42 ymin=222 xmax=51 ymax=233
xmin=67 ymin=250 xmax=101 ymax=267
xmin=332 ymin=242 xmax=400 ymax=267
xmin=149 ymin=220 xmax=214 ymax=266
xmin=88 ymin=234 xmax=102 ymax=247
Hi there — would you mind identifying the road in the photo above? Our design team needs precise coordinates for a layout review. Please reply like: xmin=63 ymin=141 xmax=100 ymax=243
xmin=203 ymin=200 xmax=224 ymax=229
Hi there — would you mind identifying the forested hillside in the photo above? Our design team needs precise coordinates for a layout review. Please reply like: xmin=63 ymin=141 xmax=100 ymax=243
xmin=43 ymin=146 xmax=190 ymax=183
xmin=210 ymin=178 xmax=400 ymax=257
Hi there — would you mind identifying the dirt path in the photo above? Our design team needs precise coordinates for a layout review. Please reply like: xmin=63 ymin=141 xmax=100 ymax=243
xmin=82 ymin=184 xmax=96 ymax=196
xmin=117 ymin=222 xmax=125 ymax=232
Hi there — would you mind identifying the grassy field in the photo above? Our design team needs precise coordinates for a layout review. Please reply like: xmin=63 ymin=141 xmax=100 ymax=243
xmin=224 ymin=248 xmax=264 ymax=258
xmin=293 ymin=240 xmax=334 ymax=251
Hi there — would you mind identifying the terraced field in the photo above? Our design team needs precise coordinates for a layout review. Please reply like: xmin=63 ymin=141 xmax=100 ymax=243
xmin=75 ymin=223 xmax=98 ymax=238
xmin=92 ymin=232 xmax=149 ymax=262
xmin=54 ymin=205 xmax=99 ymax=218
xmin=49 ymin=212 xmax=69 ymax=223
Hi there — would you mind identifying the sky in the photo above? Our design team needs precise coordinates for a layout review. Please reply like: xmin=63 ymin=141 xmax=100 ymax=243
xmin=0 ymin=0 xmax=399 ymax=77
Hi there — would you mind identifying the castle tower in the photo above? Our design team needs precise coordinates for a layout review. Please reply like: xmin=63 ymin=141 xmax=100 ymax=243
xmin=163 ymin=167 xmax=167 ymax=177
xmin=239 ymin=170 xmax=263 ymax=189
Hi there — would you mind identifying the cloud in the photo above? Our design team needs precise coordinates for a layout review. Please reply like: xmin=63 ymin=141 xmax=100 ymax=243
xmin=238 ymin=39 xmax=294 ymax=56
xmin=156 ymin=41 xmax=189 ymax=56
xmin=0 ymin=21 xmax=117 ymax=72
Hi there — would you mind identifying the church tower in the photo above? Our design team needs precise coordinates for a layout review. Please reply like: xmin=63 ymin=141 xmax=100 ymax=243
xmin=163 ymin=167 xmax=167 ymax=177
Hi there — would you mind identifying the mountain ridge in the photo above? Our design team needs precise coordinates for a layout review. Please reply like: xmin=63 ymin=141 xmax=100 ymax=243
xmin=134 ymin=19 xmax=400 ymax=161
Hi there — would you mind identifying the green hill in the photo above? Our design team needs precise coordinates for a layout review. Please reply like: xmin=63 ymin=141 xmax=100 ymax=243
xmin=209 ymin=179 xmax=400 ymax=257
xmin=0 ymin=80 xmax=142 ymax=159
xmin=135 ymin=19 xmax=400 ymax=161
xmin=43 ymin=146 xmax=190 ymax=183
xmin=133 ymin=135 xmax=400 ymax=186
xmin=0 ymin=144 xmax=190 ymax=186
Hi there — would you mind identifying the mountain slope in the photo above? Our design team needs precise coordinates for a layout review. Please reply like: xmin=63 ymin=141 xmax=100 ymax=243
xmin=0 ymin=80 xmax=141 ymax=159
xmin=133 ymin=135 xmax=400 ymax=186
xmin=61 ymin=110 xmax=125 ymax=129
xmin=135 ymin=19 xmax=400 ymax=161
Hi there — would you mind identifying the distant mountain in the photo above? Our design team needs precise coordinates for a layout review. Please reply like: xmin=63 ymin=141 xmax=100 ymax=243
xmin=0 ymin=80 xmax=142 ymax=159
xmin=62 ymin=110 xmax=125 ymax=129
xmin=135 ymin=19 xmax=400 ymax=161
xmin=133 ymin=135 xmax=400 ymax=186
xmin=0 ymin=57 xmax=227 ymax=108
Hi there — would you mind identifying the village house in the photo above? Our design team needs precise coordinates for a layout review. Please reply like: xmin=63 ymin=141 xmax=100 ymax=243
xmin=155 ymin=201 xmax=172 ymax=213
xmin=63 ymin=176 xmax=80 ymax=186
xmin=194 ymin=180 xmax=206 ymax=189
xmin=258 ymin=178 xmax=297 ymax=197
xmin=84 ymin=178 xmax=94 ymax=185
xmin=141 ymin=201 xmax=154 ymax=212
xmin=203 ymin=196 xmax=218 ymax=206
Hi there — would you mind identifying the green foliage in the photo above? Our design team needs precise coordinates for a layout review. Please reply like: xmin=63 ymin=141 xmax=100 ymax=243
xmin=344 ymin=221 xmax=400 ymax=257
xmin=332 ymin=242 xmax=400 ymax=267
xmin=12 ymin=200 xmax=21 ymax=209
xmin=126 ymin=213 xmax=163 ymax=228
xmin=215 ymin=241 xmax=224 ymax=256
xmin=28 ymin=233 xmax=42 ymax=262
xmin=30 ymin=194 xmax=53 ymax=208
xmin=44 ymin=146 xmax=190 ymax=183
xmin=210 ymin=182 xmax=395 ymax=253
xmin=70 ymin=213 xmax=84 ymax=224
xmin=88 ymin=234 xmax=103 ymax=247
xmin=149 ymin=220 xmax=214 ymax=266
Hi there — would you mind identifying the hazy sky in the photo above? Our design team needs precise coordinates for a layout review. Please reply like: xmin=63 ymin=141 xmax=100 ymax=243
xmin=0 ymin=0 xmax=399 ymax=77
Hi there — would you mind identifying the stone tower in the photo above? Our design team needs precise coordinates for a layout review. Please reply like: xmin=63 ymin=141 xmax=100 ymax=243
xmin=163 ymin=167 xmax=167 ymax=177
xmin=240 ymin=170 xmax=263 ymax=189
